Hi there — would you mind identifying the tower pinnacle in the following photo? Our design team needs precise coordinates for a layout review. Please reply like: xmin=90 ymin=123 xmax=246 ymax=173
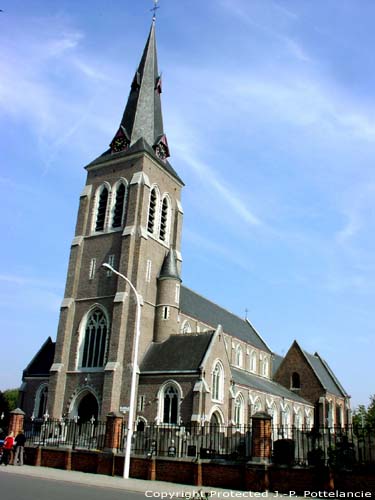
xmin=151 ymin=0 xmax=160 ymax=22
xmin=109 ymin=19 xmax=170 ymax=161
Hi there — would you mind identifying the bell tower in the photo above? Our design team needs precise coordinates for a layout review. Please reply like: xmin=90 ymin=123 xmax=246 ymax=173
xmin=47 ymin=19 xmax=184 ymax=419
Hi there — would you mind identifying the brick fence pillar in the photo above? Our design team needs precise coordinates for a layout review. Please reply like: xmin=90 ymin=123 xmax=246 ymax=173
xmin=104 ymin=412 xmax=124 ymax=452
xmin=251 ymin=411 xmax=272 ymax=463
xmin=194 ymin=459 xmax=203 ymax=486
xmin=8 ymin=408 xmax=25 ymax=436
xmin=147 ymin=457 xmax=156 ymax=480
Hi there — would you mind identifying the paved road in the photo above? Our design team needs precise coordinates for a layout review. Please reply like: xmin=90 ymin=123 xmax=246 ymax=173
xmin=0 ymin=472 xmax=146 ymax=500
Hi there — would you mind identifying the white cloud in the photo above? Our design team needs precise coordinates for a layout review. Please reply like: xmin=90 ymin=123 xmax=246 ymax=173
xmin=174 ymin=144 xmax=262 ymax=227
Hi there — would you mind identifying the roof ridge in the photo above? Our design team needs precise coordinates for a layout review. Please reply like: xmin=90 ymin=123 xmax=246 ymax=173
xmin=314 ymin=352 xmax=348 ymax=397
xmin=181 ymin=284 xmax=249 ymax=324
xmin=180 ymin=285 xmax=270 ymax=352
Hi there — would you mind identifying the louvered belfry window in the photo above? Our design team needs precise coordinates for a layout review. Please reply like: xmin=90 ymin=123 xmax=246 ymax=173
xmin=159 ymin=197 xmax=169 ymax=241
xmin=112 ymin=183 xmax=126 ymax=228
xmin=95 ymin=187 xmax=108 ymax=231
xmin=82 ymin=309 xmax=108 ymax=368
xmin=147 ymin=188 xmax=157 ymax=233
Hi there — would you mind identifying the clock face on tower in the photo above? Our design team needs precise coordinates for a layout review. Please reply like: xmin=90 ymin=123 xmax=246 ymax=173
xmin=110 ymin=135 xmax=128 ymax=153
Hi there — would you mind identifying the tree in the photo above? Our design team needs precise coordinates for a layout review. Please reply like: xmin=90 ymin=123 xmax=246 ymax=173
xmin=3 ymin=388 xmax=19 ymax=412
xmin=353 ymin=394 xmax=375 ymax=428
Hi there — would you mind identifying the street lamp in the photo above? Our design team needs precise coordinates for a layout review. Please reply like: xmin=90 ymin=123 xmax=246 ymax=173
xmin=102 ymin=262 xmax=141 ymax=479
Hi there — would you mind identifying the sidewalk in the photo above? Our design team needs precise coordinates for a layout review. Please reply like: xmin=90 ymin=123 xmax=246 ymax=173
xmin=0 ymin=464 xmax=306 ymax=498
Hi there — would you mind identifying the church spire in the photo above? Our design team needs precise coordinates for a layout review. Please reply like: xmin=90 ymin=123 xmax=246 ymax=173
xmin=110 ymin=21 xmax=170 ymax=161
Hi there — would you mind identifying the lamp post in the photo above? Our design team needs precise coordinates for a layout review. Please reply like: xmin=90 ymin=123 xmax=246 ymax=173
xmin=102 ymin=262 xmax=141 ymax=479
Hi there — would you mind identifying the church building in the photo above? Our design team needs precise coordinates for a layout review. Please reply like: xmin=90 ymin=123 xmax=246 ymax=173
xmin=19 ymin=19 xmax=351 ymax=433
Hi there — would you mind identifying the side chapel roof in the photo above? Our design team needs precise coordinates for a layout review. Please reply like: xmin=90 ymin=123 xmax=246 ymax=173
xmin=140 ymin=332 xmax=215 ymax=373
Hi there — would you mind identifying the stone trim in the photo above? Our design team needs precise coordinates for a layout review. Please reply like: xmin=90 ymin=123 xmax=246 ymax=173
xmin=114 ymin=292 xmax=127 ymax=303
xmin=176 ymin=199 xmax=184 ymax=214
xmin=104 ymin=362 xmax=120 ymax=371
xmin=71 ymin=236 xmax=83 ymax=246
xmin=61 ymin=298 xmax=74 ymax=308
xmin=50 ymin=363 xmax=64 ymax=372
xmin=130 ymin=171 xmax=151 ymax=187
xmin=122 ymin=225 xmax=135 ymax=236
xmin=80 ymin=185 xmax=92 ymax=197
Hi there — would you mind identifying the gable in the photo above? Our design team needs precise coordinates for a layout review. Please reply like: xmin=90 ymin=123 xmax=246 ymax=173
xmin=23 ymin=337 xmax=55 ymax=378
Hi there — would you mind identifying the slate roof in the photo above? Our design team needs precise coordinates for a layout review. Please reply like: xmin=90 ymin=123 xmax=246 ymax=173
xmin=119 ymin=22 xmax=164 ymax=151
xmin=180 ymin=286 xmax=270 ymax=352
xmin=303 ymin=350 xmax=348 ymax=398
xmin=23 ymin=337 xmax=55 ymax=378
xmin=159 ymin=249 xmax=181 ymax=281
xmin=232 ymin=367 xmax=311 ymax=405
xmin=85 ymin=137 xmax=184 ymax=185
xmin=272 ymin=353 xmax=284 ymax=377
xmin=140 ymin=332 xmax=215 ymax=373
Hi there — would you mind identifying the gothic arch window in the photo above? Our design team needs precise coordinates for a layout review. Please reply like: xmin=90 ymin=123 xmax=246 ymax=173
xmin=147 ymin=186 xmax=160 ymax=235
xmin=234 ymin=393 xmax=245 ymax=427
xmin=181 ymin=320 xmax=192 ymax=334
xmin=291 ymin=372 xmax=301 ymax=389
xmin=235 ymin=344 xmax=243 ymax=368
xmin=34 ymin=384 xmax=48 ymax=419
xmin=294 ymin=408 xmax=303 ymax=429
xmin=282 ymin=405 xmax=292 ymax=437
xmin=250 ymin=350 xmax=257 ymax=373
xmin=94 ymin=184 xmax=110 ymax=232
xmin=212 ymin=361 xmax=224 ymax=402
xmin=336 ymin=403 xmax=344 ymax=427
xmin=250 ymin=397 xmax=262 ymax=417
xmin=79 ymin=307 xmax=109 ymax=369
xmin=262 ymin=356 xmax=269 ymax=377
xmin=159 ymin=195 xmax=171 ymax=243
xmin=111 ymin=180 xmax=128 ymax=229
xmin=158 ymin=382 xmax=182 ymax=425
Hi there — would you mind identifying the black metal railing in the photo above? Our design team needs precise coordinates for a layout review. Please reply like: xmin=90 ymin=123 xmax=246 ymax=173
xmin=24 ymin=418 xmax=106 ymax=450
xmin=22 ymin=419 xmax=375 ymax=467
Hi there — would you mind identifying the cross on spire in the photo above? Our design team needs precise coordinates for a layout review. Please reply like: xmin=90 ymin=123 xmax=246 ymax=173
xmin=151 ymin=0 xmax=160 ymax=21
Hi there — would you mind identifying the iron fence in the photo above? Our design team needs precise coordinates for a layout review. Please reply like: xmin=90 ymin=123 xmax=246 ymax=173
xmin=24 ymin=418 xmax=107 ymax=450
xmin=22 ymin=419 xmax=375 ymax=467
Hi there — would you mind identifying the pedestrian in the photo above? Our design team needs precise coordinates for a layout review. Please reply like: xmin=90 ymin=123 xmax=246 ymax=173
xmin=14 ymin=430 xmax=26 ymax=466
xmin=1 ymin=431 xmax=14 ymax=466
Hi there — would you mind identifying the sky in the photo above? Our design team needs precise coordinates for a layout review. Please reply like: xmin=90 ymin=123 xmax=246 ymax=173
xmin=0 ymin=0 xmax=374 ymax=409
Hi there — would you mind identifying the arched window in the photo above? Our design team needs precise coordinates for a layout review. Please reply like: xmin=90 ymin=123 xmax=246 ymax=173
xmin=34 ymin=384 xmax=48 ymax=419
xmin=95 ymin=185 xmax=109 ymax=231
xmin=163 ymin=385 xmax=179 ymax=424
xmin=262 ymin=356 xmax=269 ymax=377
xmin=234 ymin=393 xmax=245 ymax=427
xmin=235 ymin=345 xmax=243 ymax=367
xmin=294 ymin=408 xmax=302 ymax=429
xmin=147 ymin=187 xmax=159 ymax=234
xmin=212 ymin=361 xmax=224 ymax=402
xmin=111 ymin=181 xmax=127 ymax=228
xmin=291 ymin=372 xmax=301 ymax=389
xmin=181 ymin=320 xmax=192 ymax=334
xmin=80 ymin=308 xmax=109 ymax=368
xmin=159 ymin=196 xmax=170 ymax=242
xmin=282 ymin=405 xmax=292 ymax=437
xmin=250 ymin=351 xmax=257 ymax=373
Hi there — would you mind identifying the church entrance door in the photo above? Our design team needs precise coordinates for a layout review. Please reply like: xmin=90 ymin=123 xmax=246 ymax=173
xmin=77 ymin=392 xmax=99 ymax=423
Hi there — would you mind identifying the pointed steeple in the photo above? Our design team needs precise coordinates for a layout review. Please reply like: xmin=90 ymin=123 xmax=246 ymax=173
xmin=159 ymin=249 xmax=181 ymax=282
xmin=110 ymin=21 xmax=170 ymax=161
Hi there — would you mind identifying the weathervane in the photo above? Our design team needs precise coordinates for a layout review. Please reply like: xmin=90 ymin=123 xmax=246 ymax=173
xmin=151 ymin=0 xmax=160 ymax=21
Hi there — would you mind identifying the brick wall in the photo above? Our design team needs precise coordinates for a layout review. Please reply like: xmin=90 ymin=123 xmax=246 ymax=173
xmin=23 ymin=447 xmax=375 ymax=494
